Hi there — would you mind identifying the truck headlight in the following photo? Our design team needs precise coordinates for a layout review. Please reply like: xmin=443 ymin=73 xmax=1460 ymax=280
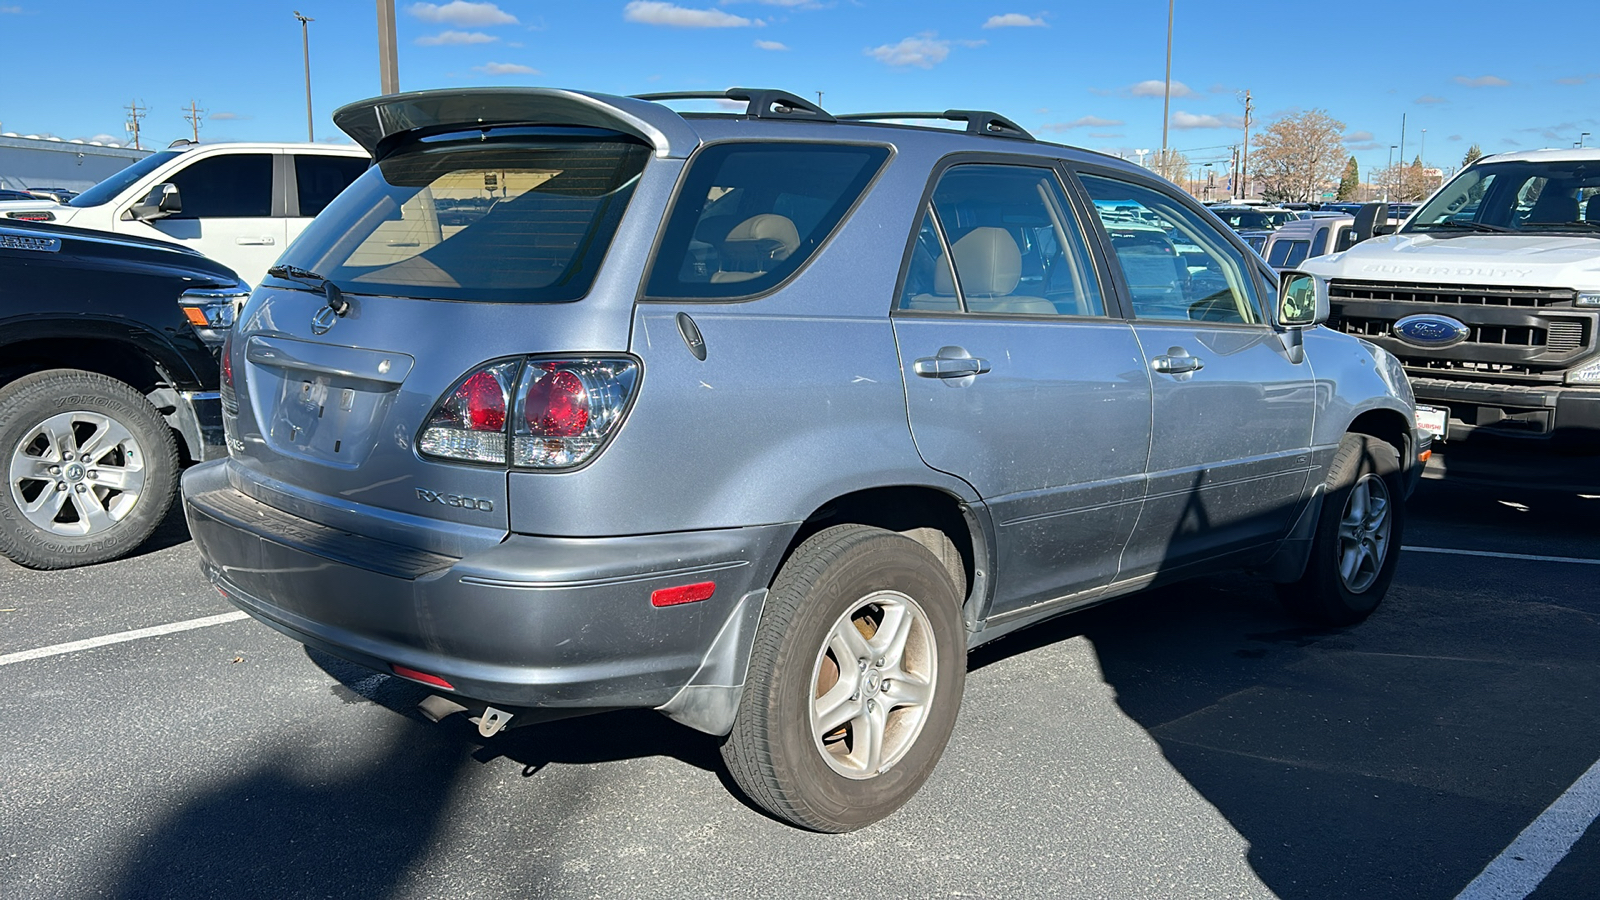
xmin=1567 ymin=357 xmax=1600 ymax=384
xmin=1577 ymin=293 xmax=1600 ymax=308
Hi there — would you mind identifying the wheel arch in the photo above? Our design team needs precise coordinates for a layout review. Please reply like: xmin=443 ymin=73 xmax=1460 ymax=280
xmin=1345 ymin=406 xmax=1412 ymax=467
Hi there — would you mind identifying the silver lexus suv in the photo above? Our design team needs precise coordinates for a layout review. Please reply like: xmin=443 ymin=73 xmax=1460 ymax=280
xmin=182 ymin=87 xmax=1425 ymax=832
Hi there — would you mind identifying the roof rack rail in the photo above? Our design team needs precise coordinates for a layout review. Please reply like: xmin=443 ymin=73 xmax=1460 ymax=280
xmin=835 ymin=110 xmax=1033 ymax=141
xmin=632 ymin=88 xmax=834 ymax=123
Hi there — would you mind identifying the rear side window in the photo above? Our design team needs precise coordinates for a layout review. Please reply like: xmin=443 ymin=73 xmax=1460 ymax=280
xmin=273 ymin=136 xmax=650 ymax=303
xmin=1266 ymin=239 xmax=1310 ymax=268
xmin=165 ymin=153 xmax=273 ymax=219
xmin=644 ymin=142 xmax=890 ymax=299
xmin=294 ymin=154 xmax=368 ymax=217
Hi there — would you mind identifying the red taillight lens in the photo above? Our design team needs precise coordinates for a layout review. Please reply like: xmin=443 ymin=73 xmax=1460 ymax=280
xmin=391 ymin=664 xmax=455 ymax=690
xmin=220 ymin=330 xmax=235 ymax=390
xmin=651 ymin=582 xmax=716 ymax=607
xmin=524 ymin=369 xmax=589 ymax=437
xmin=417 ymin=360 xmax=519 ymax=464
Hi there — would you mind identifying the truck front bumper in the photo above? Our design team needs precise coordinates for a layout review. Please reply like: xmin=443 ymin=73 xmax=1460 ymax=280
xmin=1411 ymin=378 xmax=1600 ymax=448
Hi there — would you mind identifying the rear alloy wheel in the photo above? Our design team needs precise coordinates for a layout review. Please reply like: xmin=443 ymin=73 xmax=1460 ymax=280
xmin=1278 ymin=433 xmax=1404 ymax=625
xmin=721 ymin=524 xmax=966 ymax=832
xmin=0 ymin=370 xmax=179 ymax=569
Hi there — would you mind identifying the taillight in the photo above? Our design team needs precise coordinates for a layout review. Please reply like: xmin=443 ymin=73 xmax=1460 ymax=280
xmin=220 ymin=330 xmax=235 ymax=391
xmin=418 ymin=360 xmax=519 ymax=464
xmin=417 ymin=357 xmax=639 ymax=469
xmin=513 ymin=360 xmax=638 ymax=469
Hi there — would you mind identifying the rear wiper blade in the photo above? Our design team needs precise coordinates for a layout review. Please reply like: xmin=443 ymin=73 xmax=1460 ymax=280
xmin=265 ymin=264 xmax=350 ymax=317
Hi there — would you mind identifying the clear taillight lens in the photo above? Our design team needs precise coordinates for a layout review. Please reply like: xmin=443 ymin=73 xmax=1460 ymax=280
xmin=418 ymin=360 xmax=519 ymax=464
xmin=513 ymin=359 xmax=639 ymax=469
xmin=418 ymin=357 xmax=638 ymax=468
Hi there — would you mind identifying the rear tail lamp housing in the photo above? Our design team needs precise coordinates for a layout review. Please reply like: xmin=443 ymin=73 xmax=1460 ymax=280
xmin=418 ymin=356 xmax=640 ymax=469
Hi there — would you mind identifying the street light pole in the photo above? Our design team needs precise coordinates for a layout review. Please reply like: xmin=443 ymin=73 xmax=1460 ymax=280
xmin=294 ymin=10 xmax=315 ymax=142
xmin=377 ymin=0 xmax=400 ymax=94
xmin=1386 ymin=145 xmax=1396 ymax=202
xmin=1160 ymin=0 xmax=1173 ymax=167
xmin=1583 ymin=132 xmax=1592 ymax=149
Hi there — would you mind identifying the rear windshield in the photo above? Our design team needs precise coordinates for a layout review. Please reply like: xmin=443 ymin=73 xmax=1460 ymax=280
xmin=272 ymin=134 xmax=651 ymax=303
xmin=644 ymin=142 xmax=890 ymax=299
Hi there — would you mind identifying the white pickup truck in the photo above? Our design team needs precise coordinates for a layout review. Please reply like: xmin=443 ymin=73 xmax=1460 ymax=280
xmin=0 ymin=141 xmax=368 ymax=286
xmin=1302 ymin=149 xmax=1600 ymax=450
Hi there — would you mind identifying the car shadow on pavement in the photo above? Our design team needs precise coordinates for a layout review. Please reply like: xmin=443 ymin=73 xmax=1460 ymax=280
xmin=968 ymin=481 xmax=1600 ymax=899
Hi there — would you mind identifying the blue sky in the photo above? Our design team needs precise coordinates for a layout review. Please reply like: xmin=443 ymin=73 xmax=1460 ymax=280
xmin=4 ymin=0 xmax=1597 ymax=180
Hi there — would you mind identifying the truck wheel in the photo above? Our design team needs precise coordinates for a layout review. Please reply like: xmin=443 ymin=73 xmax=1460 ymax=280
xmin=0 ymin=369 xmax=179 ymax=569
xmin=1278 ymin=433 xmax=1404 ymax=625
xmin=721 ymin=524 xmax=966 ymax=832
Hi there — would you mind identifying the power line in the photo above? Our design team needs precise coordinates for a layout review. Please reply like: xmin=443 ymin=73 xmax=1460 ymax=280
xmin=182 ymin=100 xmax=206 ymax=143
xmin=124 ymin=100 xmax=148 ymax=151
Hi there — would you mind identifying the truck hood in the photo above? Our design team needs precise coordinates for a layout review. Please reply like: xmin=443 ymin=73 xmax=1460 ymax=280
xmin=1303 ymin=232 xmax=1600 ymax=288
xmin=0 ymin=199 xmax=79 ymax=223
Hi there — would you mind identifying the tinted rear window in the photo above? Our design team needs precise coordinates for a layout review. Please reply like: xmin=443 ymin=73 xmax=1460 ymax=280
xmin=644 ymin=142 xmax=890 ymax=299
xmin=273 ymin=135 xmax=650 ymax=303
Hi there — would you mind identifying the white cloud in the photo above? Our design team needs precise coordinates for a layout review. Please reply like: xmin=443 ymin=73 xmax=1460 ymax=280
xmin=983 ymin=13 xmax=1045 ymax=28
xmin=1171 ymin=111 xmax=1244 ymax=130
xmin=0 ymin=5 xmax=21 ymax=12
xmin=1416 ymin=95 xmax=1448 ymax=105
xmin=754 ymin=39 xmax=789 ymax=50
xmin=979 ymin=12 xmax=1043 ymax=27
xmin=624 ymin=2 xmax=761 ymax=27
xmin=210 ymin=112 xmax=250 ymax=121
xmin=1130 ymin=79 xmax=1194 ymax=98
xmin=1454 ymin=75 xmax=1509 ymax=88
xmin=723 ymin=0 xmax=820 ymax=5
xmin=475 ymin=61 xmax=538 ymax=74
xmin=1344 ymin=131 xmax=1374 ymax=143
xmin=407 ymin=2 xmax=517 ymax=26
xmin=1038 ymin=115 xmax=1124 ymax=132
xmin=416 ymin=30 xmax=498 ymax=45
xmin=867 ymin=34 xmax=950 ymax=69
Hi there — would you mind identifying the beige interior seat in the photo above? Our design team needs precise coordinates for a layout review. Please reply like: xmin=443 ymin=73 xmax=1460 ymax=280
xmin=909 ymin=227 xmax=1053 ymax=314
xmin=710 ymin=213 xmax=801 ymax=284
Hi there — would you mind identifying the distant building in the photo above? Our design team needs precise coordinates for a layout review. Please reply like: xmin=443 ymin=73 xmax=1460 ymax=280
xmin=0 ymin=133 xmax=150 ymax=193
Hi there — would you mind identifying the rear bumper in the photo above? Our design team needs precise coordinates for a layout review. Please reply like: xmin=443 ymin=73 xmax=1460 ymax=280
xmin=181 ymin=461 xmax=792 ymax=713
xmin=1411 ymin=378 xmax=1600 ymax=448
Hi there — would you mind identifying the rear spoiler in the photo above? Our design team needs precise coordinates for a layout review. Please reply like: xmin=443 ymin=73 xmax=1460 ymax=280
xmin=332 ymin=88 xmax=701 ymax=160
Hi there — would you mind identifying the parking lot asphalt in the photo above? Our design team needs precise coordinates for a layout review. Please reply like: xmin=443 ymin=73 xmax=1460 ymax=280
xmin=2 ymin=455 xmax=1597 ymax=900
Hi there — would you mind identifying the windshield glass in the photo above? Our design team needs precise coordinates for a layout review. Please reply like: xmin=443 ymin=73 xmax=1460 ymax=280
xmin=67 ymin=151 xmax=183 ymax=208
xmin=1408 ymin=159 xmax=1600 ymax=235
xmin=272 ymin=133 xmax=650 ymax=303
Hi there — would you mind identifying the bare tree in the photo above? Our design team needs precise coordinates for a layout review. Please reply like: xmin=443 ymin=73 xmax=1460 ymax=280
xmin=1374 ymin=159 xmax=1433 ymax=203
xmin=1249 ymin=109 xmax=1346 ymax=202
xmin=1148 ymin=147 xmax=1190 ymax=186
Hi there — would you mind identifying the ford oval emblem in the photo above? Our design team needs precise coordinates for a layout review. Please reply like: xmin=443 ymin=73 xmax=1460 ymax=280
xmin=1393 ymin=313 xmax=1469 ymax=348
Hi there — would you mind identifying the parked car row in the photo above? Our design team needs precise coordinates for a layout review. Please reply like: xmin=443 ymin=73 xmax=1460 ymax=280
xmin=0 ymin=85 xmax=1453 ymax=833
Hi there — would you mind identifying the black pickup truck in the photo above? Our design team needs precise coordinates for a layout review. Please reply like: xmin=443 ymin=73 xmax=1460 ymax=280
xmin=0 ymin=220 xmax=247 ymax=568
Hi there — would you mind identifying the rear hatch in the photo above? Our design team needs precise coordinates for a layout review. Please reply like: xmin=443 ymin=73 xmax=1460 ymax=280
xmin=220 ymin=90 xmax=697 ymax=553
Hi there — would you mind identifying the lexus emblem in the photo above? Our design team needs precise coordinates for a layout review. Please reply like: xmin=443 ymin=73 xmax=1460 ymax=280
xmin=311 ymin=305 xmax=339 ymax=335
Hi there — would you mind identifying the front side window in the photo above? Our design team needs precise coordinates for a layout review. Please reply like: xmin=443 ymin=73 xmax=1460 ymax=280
xmin=899 ymin=164 xmax=1105 ymax=316
xmin=294 ymin=154 xmax=369 ymax=217
xmin=1080 ymin=173 xmax=1263 ymax=325
xmin=165 ymin=153 xmax=273 ymax=219
xmin=272 ymin=134 xmax=650 ymax=303
xmin=644 ymin=142 xmax=890 ymax=299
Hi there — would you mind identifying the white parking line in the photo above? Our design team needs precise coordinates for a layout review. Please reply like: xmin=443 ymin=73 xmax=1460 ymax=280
xmin=1403 ymin=546 xmax=1600 ymax=566
xmin=1455 ymin=756 xmax=1600 ymax=900
xmin=0 ymin=611 xmax=250 ymax=667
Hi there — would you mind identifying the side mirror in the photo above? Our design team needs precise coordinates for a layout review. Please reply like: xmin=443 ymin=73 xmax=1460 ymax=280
xmin=1277 ymin=270 xmax=1329 ymax=328
xmin=1351 ymin=201 xmax=1386 ymax=242
xmin=130 ymin=183 xmax=181 ymax=222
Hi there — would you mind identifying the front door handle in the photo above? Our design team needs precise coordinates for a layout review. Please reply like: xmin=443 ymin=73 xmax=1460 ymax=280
xmin=236 ymin=236 xmax=276 ymax=246
xmin=914 ymin=347 xmax=992 ymax=379
xmin=1152 ymin=347 xmax=1204 ymax=375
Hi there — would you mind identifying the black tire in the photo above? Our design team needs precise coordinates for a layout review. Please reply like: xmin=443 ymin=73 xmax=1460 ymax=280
xmin=1277 ymin=433 xmax=1405 ymax=625
xmin=721 ymin=524 xmax=966 ymax=832
xmin=0 ymin=369 xmax=179 ymax=569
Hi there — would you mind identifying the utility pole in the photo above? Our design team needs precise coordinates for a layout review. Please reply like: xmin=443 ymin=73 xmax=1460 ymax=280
xmin=182 ymin=100 xmax=206 ymax=143
xmin=1160 ymin=0 xmax=1174 ymax=165
xmin=294 ymin=10 xmax=315 ymax=141
xmin=1398 ymin=113 xmax=1406 ymax=192
xmin=124 ymin=100 xmax=148 ymax=151
xmin=377 ymin=0 xmax=400 ymax=94
xmin=816 ymin=90 xmax=824 ymax=107
xmin=1239 ymin=90 xmax=1253 ymax=200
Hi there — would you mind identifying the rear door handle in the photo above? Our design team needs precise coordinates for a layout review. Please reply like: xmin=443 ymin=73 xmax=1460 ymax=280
xmin=236 ymin=236 xmax=276 ymax=246
xmin=1152 ymin=347 xmax=1204 ymax=375
xmin=914 ymin=347 xmax=992 ymax=379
